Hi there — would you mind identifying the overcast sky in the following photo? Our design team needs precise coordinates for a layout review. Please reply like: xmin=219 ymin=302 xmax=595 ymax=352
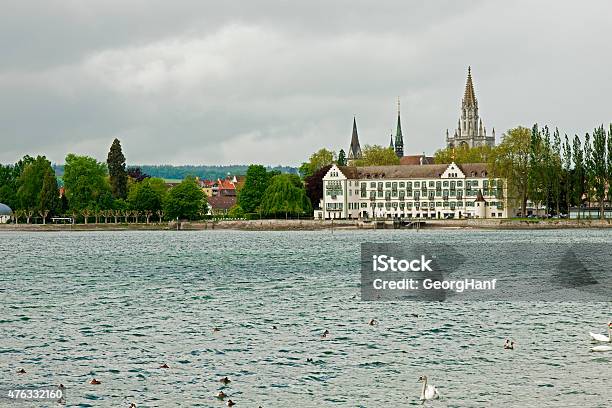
xmin=1 ymin=1 xmax=611 ymax=166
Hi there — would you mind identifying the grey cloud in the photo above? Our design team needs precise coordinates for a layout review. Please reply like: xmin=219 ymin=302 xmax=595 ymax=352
xmin=1 ymin=1 xmax=611 ymax=165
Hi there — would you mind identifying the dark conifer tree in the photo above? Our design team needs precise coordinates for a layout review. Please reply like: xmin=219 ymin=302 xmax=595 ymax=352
xmin=337 ymin=149 xmax=347 ymax=166
xmin=107 ymin=138 xmax=128 ymax=199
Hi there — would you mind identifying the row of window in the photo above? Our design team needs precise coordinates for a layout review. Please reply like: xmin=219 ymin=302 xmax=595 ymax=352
xmin=355 ymin=189 xmax=503 ymax=199
xmin=354 ymin=179 xmax=503 ymax=189
xmin=327 ymin=201 xmax=504 ymax=210
xmin=364 ymin=201 xmax=504 ymax=209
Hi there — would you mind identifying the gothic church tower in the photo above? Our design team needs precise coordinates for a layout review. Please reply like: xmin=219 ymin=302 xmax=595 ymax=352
xmin=446 ymin=67 xmax=495 ymax=148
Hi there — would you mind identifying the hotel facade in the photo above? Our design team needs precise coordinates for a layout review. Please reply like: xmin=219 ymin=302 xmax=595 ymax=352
xmin=316 ymin=162 xmax=508 ymax=220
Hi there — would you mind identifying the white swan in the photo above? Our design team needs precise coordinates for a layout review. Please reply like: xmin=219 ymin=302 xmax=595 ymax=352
xmin=588 ymin=321 xmax=611 ymax=343
xmin=418 ymin=375 xmax=440 ymax=403
xmin=591 ymin=345 xmax=612 ymax=352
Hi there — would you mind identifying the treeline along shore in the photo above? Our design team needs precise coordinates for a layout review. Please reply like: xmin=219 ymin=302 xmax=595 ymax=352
xmin=2 ymin=218 xmax=612 ymax=231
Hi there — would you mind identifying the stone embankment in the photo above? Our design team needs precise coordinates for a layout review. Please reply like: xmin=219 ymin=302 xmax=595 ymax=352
xmin=1 ymin=218 xmax=611 ymax=231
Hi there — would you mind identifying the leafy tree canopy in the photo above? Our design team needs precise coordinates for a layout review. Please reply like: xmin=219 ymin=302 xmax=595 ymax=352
xmin=128 ymin=177 xmax=167 ymax=212
xmin=434 ymin=144 xmax=494 ymax=164
xmin=63 ymin=154 xmax=111 ymax=211
xmin=351 ymin=145 xmax=399 ymax=166
xmin=304 ymin=164 xmax=332 ymax=210
xmin=16 ymin=156 xmax=56 ymax=211
xmin=260 ymin=174 xmax=312 ymax=217
xmin=163 ymin=177 xmax=205 ymax=220
xmin=238 ymin=165 xmax=277 ymax=213
xmin=299 ymin=148 xmax=336 ymax=178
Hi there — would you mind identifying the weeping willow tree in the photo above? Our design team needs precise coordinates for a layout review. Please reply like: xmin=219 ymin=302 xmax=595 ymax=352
xmin=260 ymin=174 xmax=312 ymax=218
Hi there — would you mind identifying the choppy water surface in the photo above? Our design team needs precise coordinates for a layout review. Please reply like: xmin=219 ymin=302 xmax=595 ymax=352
xmin=0 ymin=230 xmax=610 ymax=407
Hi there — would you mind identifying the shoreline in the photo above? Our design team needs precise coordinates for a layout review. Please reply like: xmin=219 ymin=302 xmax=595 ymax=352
xmin=1 ymin=218 xmax=612 ymax=231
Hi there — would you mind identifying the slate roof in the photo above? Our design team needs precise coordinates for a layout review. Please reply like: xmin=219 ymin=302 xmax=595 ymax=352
xmin=337 ymin=163 xmax=489 ymax=180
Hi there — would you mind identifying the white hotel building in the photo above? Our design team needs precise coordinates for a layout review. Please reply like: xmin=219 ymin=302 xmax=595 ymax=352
xmin=316 ymin=162 xmax=508 ymax=220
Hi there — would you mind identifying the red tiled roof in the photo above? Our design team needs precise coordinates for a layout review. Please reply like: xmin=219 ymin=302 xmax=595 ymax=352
xmin=399 ymin=155 xmax=434 ymax=165
xmin=206 ymin=195 xmax=236 ymax=210
xmin=217 ymin=179 xmax=236 ymax=190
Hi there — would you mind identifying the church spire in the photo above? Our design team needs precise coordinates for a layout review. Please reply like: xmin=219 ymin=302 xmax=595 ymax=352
xmin=446 ymin=66 xmax=494 ymax=148
xmin=394 ymin=97 xmax=404 ymax=157
xmin=347 ymin=116 xmax=362 ymax=160
xmin=389 ymin=133 xmax=394 ymax=149
xmin=463 ymin=66 xmax=477 ymax=107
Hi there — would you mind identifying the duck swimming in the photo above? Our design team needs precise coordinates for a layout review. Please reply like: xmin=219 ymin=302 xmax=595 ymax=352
xmin=226 ymin=399 xmax=236 ymax=407
xmin=216 ymin=391 xmax=227 ymax=399
xmin=220 ymin=376 xmax=231 ymax=385
xmin=17 ymin=368 xmax=26 ymax=374
xmin=159 ymin=363 xmax=169 ymax=369
xmin=321 ymin=329 xmax=329 ymax=338
xmin=368 ymin=319 xmax=378 ymax=326
xmin=504 ymin=340 xmax=515 ymax=350
xmin=90 ymin=378 xmax=101 ymax=385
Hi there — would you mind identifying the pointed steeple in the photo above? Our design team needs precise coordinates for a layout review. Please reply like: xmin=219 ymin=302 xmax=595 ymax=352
xmin=463 ymin=66 xmax=477 ymax=107
xmin=389 ymin=133 xmax=394 ymax=149
xmin=347 ymin=116 xmax=362 ymax=160
xmin=394 ymin=97 xmax=404 ymax=157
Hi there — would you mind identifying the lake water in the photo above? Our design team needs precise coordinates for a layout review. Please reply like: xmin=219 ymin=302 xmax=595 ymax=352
xmin=0 ymin=230 xmax=610 ymax=407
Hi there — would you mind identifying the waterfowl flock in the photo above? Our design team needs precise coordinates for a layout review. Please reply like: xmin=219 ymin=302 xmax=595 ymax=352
xmin=11 ymin=317 xmax=610 ymax=405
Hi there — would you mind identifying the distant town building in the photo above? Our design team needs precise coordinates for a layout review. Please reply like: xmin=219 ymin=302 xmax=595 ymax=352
xmin=0 ymin=203 xmax=12 ymax=223
xmin=197 ymin=175 xmax=244 ymax=198
xmin=400 ymin=154 xmax=434 ymax=166
xmin=446 ymin=67 xmax=495 ymax=148
xmin=315 ymin=163 xmax=508 ymax=220
xmin=347 ymin=117 xmax=362 ymax=162
xmin=206 ymin=195 xmax=236 ymax=216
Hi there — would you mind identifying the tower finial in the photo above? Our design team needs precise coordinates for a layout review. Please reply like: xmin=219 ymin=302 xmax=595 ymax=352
xmin=397 ymin=96 xmax=400 ymax=115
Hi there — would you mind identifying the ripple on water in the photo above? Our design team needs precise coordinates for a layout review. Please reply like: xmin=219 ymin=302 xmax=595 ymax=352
xmin=0 ymin=229 xmax=610 ymax=407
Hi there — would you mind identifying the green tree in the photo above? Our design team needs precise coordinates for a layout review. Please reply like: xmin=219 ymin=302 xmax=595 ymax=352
xmin=63 ymin=154 xmax=111 ymax=211
xmin=228 ymin=204 xmax=245 ymax=218
xmin=0 ymin=164 xmax=19 ymax=210
xmin=16 ymin=156 xmax=55 ymax=212
xmin=163 ymin=177 xmax=205 ymax=220
xmin=260 ymin=174 xmax=312 ymax=218
xmin=39 ymin=168 xmax=60 ymax=221
xmin=299 ymin=148 xmax=336 ymax=178
xmin=591 ymin=125 xmax=608 ymax=219
xmin=128 ymin=177 xmax=167 ymax=212
xmin=550 ymin=128 xmax=563 ymax=215
xmin=528 ymin=125 xmax=547 ymax=214
xmin=238 ymin=165 xmax=276 ymax=213
xmin=337 ymin=149 xmax=347 ymax=166
xmin=107 ymin=138 xmax=128 ymax=199
xmin=572 ymin=135 xmax=584 ymax=218
xmin=0 ymin=155 xmax=34 ymax=210
xmin=562 ymin=134 xmax=572 ymax=214
xmin=489 ymin=127 xmax=531 ymax=216
xmin=352 ymin=145 xmax=400 ymax=166
xmin=434 ymin=144 xmax=493 ymax=164
xmin=583 ymin=132 xmax=594 ymax=213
